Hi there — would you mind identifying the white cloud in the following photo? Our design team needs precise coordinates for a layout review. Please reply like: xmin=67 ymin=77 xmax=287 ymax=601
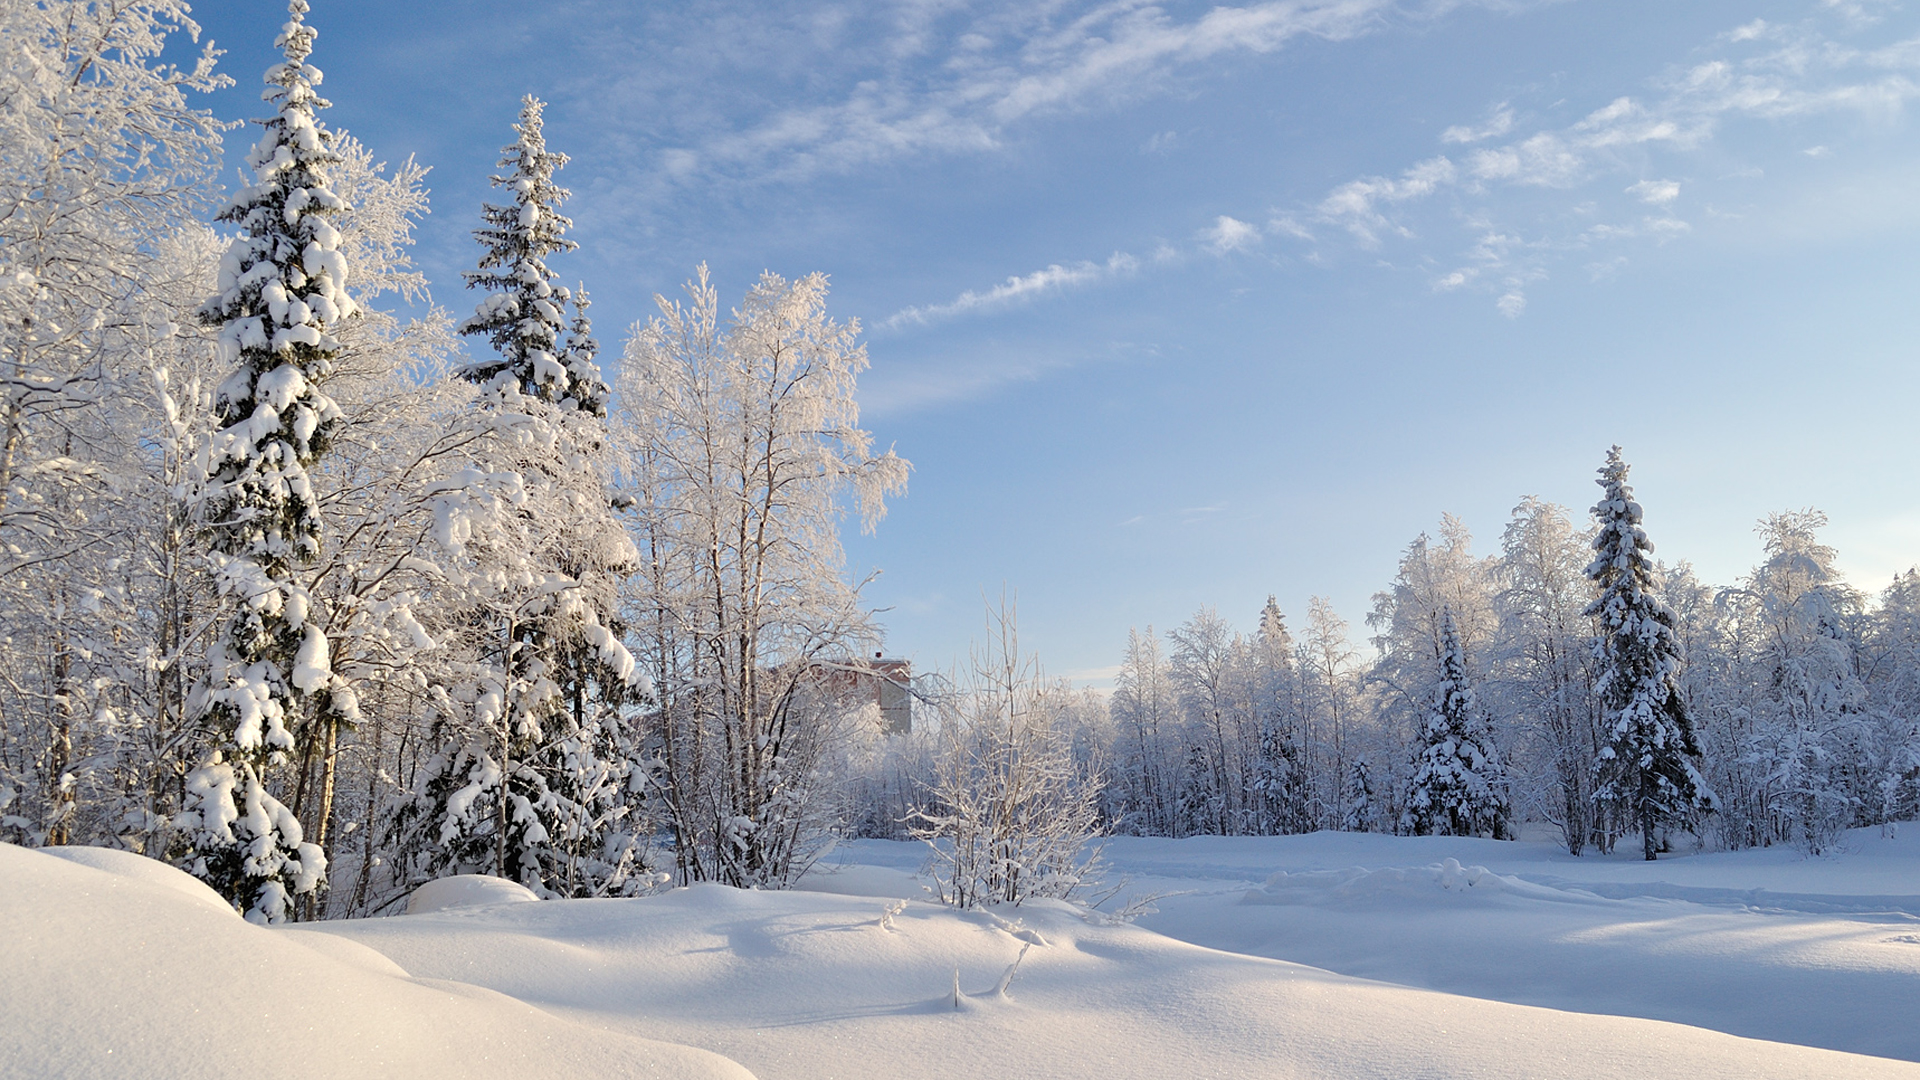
xmin=1440 ymin=104 xmax=1514 ymax=144
xmin=1267 ymin=214 xmax=1315 ymax=241
xmin=1203 ymin=215 xmax=1261 ymax=253
xmin=882 ymin=251 xmax=1140 ymax=329
xmin=578 ymin=0 xmax=1459 ymax=186
xmin=858 ymin=355 xmax=1056 ymax=413
xmin=1627 ymin=179 xmax=1682 ymax=205
xmin=1646 ymin=216 xmax=1692 ymax=241
xmin=1587 ymin=256 xmax=1629 ymax=281
xmin=1317 ymin=156 xmax=1457 ymax=243
xmin=1269 ymin=6 xmax=1920 ymax=314
xmin=1469 ymin=132 xmax=1587 ymax=187
xmin=1822 ymin=0 xmax=1897 ymax=29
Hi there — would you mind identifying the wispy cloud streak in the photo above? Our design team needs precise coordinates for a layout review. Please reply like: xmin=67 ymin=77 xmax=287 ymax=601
xmin=561 ymin=0 xmax=1531 ymax=186
xmin=883 ymin=251 xmax=1139 ymax=329
xmin=1243 ymin=6 xmax=1920 ymax=313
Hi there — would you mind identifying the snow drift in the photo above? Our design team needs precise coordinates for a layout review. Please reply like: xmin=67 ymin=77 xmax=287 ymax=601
xmin=0 ymin=843 xmax=751 ymax=1080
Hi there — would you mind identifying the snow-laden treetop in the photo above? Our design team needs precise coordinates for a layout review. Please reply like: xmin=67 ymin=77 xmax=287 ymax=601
xmin=461 ymin=95 xmax=607 ymax=414
xmin=198 ymin=0 xmax=357 ymax=498
xmin=190 ymin=0 xmax=361 ymax=758
xmin=1584 ymin=445 xmax=1670 ymax=631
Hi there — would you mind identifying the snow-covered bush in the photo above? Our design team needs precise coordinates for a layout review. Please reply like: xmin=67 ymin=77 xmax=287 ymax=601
xmin=912 ymin=602 xmax=1105 ymax=908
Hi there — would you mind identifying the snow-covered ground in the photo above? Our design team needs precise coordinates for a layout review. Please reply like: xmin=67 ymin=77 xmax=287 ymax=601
xmin=1113 ymin=828 xmax=1920 ymax=1063
xmin=6 ymin=827 xmax=1920 ymax=1079
xmin=810 ymin=826 xmax=1920 ymax=1062
xmin=0 ymin=843 xmax=749 ymax=1080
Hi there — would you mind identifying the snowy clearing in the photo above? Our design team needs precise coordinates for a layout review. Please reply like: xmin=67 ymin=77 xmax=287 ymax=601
xmin=817 ymin=826 xmax=1920 ymax=1063
xmin=11 ymin=829 xmax=1920 ymax=1079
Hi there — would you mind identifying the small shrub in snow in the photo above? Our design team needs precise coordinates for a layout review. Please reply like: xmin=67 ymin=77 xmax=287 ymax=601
xmin=912 ymin=601 xmax=1105 ymax=909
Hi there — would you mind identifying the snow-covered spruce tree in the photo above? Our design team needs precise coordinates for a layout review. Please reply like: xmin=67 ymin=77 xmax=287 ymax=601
xmin=1870 ymin=570 xmax=1920 ymax=827
xmin=1584 ymin=447 xmax=1713 ymax=861
xmin=1402 ymin=607 xmax=1511 ymax=839
xmin=177 ymin=1 xmax=354 ymax=922
xmin=557 ymin=284 xmax=609 ymax=416
xmin=385 ymin=97 xmax=643 ymax=898
xmin=458 ymin=96 xmax=606 ymax=413
xmin=1249 ymin=597 xmax=1311 ymax=835
xmin=1343 ymin=756 xmax=1376 ymax=832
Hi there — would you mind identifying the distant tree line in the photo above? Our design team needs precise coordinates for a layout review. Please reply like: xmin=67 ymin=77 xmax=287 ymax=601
xmin=1084 ymin=455 xmax=1917 ymax=859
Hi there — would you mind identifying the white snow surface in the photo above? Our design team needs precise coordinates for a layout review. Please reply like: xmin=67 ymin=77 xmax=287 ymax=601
xmin=1094 ymin=827 xmax=1920 ymax=1062
xmin=8 ymin=828 xmax=1920 ymax=1078
xmin=0 ymin=844 xmax=751 ymax=1080
xmin=406 ymin=872 xmax=541 ymax=913
xmin=809 ymin=826 xmax=1920 ymax=1065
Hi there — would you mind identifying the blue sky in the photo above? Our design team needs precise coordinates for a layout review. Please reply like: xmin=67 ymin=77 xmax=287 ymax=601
xmin=183 ymin=0 xmax=1920 ymax=683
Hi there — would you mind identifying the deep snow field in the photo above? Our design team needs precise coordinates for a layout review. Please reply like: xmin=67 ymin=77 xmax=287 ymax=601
xmin=7 ymin=826 xmax=1920 ymax=1079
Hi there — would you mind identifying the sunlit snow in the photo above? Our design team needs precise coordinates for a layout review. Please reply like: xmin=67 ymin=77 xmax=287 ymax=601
xmin=9 ymin=826 xmax=1920 ymax=1079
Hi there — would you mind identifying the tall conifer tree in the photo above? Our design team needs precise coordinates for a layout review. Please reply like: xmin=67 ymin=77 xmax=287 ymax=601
xmin=180 ymin=0 xmax=356 ymax=921
xmin=1585 ymin=446 xmax=1714 ymax=860
xmin=387 ymin=95 xmax=639 ymax=897
xmin=459 ymin=96 xmax=606 ymax=412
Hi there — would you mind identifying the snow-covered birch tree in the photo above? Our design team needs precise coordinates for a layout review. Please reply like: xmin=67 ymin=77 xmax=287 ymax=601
xmin=1110 ymin=627 xmax=1178 ymax=834
xmin=0 ymin=0 xmax=226 ymax=850
xmin=1493 ymin=497 xmax=1602 ymax=853
xmin=618 ymin=264 xmax=908 ymax=888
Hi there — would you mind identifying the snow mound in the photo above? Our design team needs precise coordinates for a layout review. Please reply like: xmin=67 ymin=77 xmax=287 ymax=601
xmin=1249 ymin=856 xmax=1595 ymax=906
xmin=0 ymin=843 xmax=754 ymax=1080
xmin=37 ymin=843 xmax=237 ymax=916
xmin=408 ymin=873 xmax=542 ymax=914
